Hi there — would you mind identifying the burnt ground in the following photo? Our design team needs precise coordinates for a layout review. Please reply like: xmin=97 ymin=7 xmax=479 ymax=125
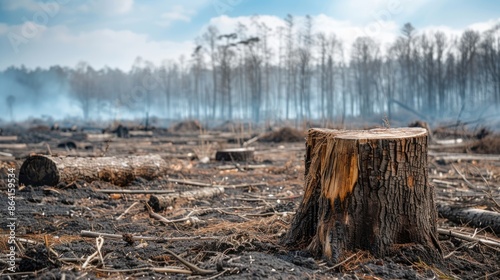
xmin=0 ymin=125 xmax=499 ymax=279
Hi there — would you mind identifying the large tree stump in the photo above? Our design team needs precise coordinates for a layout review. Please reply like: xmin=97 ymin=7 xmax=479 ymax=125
xmin=284 ymin=128 xmax=442 ymax=262
xmin=19 ymin=154 xmax=167 ymax=187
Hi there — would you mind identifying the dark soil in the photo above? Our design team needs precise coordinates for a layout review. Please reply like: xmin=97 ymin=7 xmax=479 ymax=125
xmin=0 ymin=125 xmax=499 ymax=279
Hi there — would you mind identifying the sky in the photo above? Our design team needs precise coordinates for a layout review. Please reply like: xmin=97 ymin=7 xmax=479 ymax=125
xmin=0 ymin=0 xmax=499 ymax=71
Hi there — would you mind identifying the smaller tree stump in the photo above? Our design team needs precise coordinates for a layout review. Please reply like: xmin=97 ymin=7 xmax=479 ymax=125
xmin=284 ymin=128 xmax=442 ymax=263
xmin=215 ymin=148 xmax=254 ymax=162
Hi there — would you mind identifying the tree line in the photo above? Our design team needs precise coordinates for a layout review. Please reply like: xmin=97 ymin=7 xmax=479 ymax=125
xmin=2 ymin=16 xmax=499 ymax=124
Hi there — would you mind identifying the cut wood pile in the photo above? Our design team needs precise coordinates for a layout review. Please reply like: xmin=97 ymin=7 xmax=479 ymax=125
xmin=0 ymin=123 xmax=499 ymax=279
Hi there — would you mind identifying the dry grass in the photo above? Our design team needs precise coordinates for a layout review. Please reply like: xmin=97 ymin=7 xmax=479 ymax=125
xmin=194 ymin=215 xmax=290 ymax=238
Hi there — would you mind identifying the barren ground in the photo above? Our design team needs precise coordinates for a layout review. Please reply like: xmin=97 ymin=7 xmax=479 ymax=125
xmin=0 ymin=124 xmax=499 ymax=279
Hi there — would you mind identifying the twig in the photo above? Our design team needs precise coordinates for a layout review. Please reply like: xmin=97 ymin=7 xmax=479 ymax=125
xmin=80 ymin=230 xmax=219 ymax=242
xmin=452 ymin=164 xmax=475 ymax=188
xmin=44 ymin=235 xmax=59 ymax=260
xmin=82 ymin=249 xmax=98 ymax=268
xmin=217 ymin=164 xmax=270 ymax=170
xmin=243 ymin=133 xmax=264 ymax=147
xmin=243 ymin=211 xmax=295 ymax=217
xmin=96 ymin=266 xmax=193 ymax=275
xmin=59 ymin=257 xmax=86 ymax=263
xmin=116 ymin=202 xmax=140 ymax=220
xmin=323 ymin=253 xmax=358 ymax=272
xmin=443 ymin=239 xmax=477 ymax=259
xmin=96 ymin=236 xmax=105 ymax=267
xmin=205 ymin=268 xmax=230 ymax=279
xmin=163 ymin=248 xmax=217 ymax=275
xmin=97 ymin=189 xmax=175 ymax=194
xmin=483 ymin=270 xmax=500 ymax=279
xmin=45 ymin=142 xmax=52 ymax=156
xmin=146 ymin=202 xmax=200 ymax=225
xmin=167 ymin=178 xmax=268 ymax=189
xmin=168 ymin=178 xmax=215 ymax=187
xmin=82 ymin=236 xmax=104 ymax=268
xmin=145 ymin=202 xmax=173 ymax=224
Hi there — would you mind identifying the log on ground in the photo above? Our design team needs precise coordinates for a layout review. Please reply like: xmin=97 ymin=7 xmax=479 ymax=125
xmin=0 ymin=135 xmax=18 ymax=142
xmin=437 ymin=204 xmax=500 ymax=234
xmin=19 ymin=154 xmax=167 ymax=187
xmin=283 ymin=128 xmax=442 ymax=263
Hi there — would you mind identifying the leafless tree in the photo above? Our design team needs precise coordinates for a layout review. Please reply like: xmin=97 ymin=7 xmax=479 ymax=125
xmin=351 ymin=36 xmax=380 ymax=117
xmin=457 ymin=30 xmax=480 ymax=106
xmin=70 ymin=62 xmax=96 ymax=120
xmin=6 ymin=95 xmax=15 ymax=122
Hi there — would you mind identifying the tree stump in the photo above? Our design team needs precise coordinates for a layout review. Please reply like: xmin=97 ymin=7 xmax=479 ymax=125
xmin=215 ymin=148 xmax=254 ymax=162
xmin=284 ymin=128 xmax=442 ymax=263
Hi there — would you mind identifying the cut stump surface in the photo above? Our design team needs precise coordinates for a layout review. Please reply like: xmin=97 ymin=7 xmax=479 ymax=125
xmin=284 ymin=128 xmax=442 ymax=263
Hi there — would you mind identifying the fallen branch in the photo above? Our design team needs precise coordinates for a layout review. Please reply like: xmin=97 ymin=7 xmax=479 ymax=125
xmin=97 ymin=189 xmax=175 ymax=194
xmin=167 ymin=178 xmax=216 ymax=187
xmin=168 ymin=178 xmax=268 ymax=189
xmin=116 ymin=202 xmax=140 ymax=220
xmin=163 ymin=248 xmax=216 ymax=275
xmin=437 ymin=228 xmax=500 ymax=248
xmin=145 ymin=202 xmax=200 ymax=226
xmin=452 ymin=164 xmax=475 ymax=188
xmin=217 ymin=164 xmax=270 ymax=170
xmin=0 ymin=135 xmax=18 ymax=142
xmin=243 ymin=133 xmax=264 ymax=147
xmin=148 ymin=187 xmax=224 ymax=211
xmin=429 ymin=152 xmax=500 ymax=163
xmin=323 ymin=253 xmax=359 ymax=272
xmin=80 ymin=230 xmax=219 ymax=243
xmin=96 ymin=266 xmax=193 ymax=275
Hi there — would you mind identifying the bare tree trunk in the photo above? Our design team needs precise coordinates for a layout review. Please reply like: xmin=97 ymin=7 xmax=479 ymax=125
xmin=284 ymin=128 xmax=442 ymax=263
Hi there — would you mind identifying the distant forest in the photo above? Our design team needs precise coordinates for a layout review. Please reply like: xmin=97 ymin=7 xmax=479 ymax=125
xmin=1 ymin=17 xmax=500 ymax=125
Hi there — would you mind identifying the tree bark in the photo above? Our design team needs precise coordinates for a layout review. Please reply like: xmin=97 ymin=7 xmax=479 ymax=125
xmin=19 ymin=154 xmax=167 ymax=187
xmin=283 ymin=128 xmax=442 ymax=263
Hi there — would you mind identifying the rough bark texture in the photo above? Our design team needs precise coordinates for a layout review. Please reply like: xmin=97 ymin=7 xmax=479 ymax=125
xmin=19 ymin=154 xmax=167 ymax=187
xmin=437 ymin=204 xmax=500 ymax=234
xmin=284 ymin=128 xmax=442 ymax=263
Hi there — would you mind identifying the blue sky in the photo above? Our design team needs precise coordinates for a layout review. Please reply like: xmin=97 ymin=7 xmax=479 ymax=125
xmin=0 ymin=0 xmax=499 ymax=71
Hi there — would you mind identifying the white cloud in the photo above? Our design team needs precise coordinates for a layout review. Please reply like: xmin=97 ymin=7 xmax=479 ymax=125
xmin=467 ymin=18 xmax=500 ymax=33
xmin=329 ymin=0 xmax=438 ymax=25
xmin=0 ymin=24 xmax=193 ymax=71
xmin=157 ymin=5 xmax=193 ymax=27
xmin=419 ymin=18 xmax=500 ymax=42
